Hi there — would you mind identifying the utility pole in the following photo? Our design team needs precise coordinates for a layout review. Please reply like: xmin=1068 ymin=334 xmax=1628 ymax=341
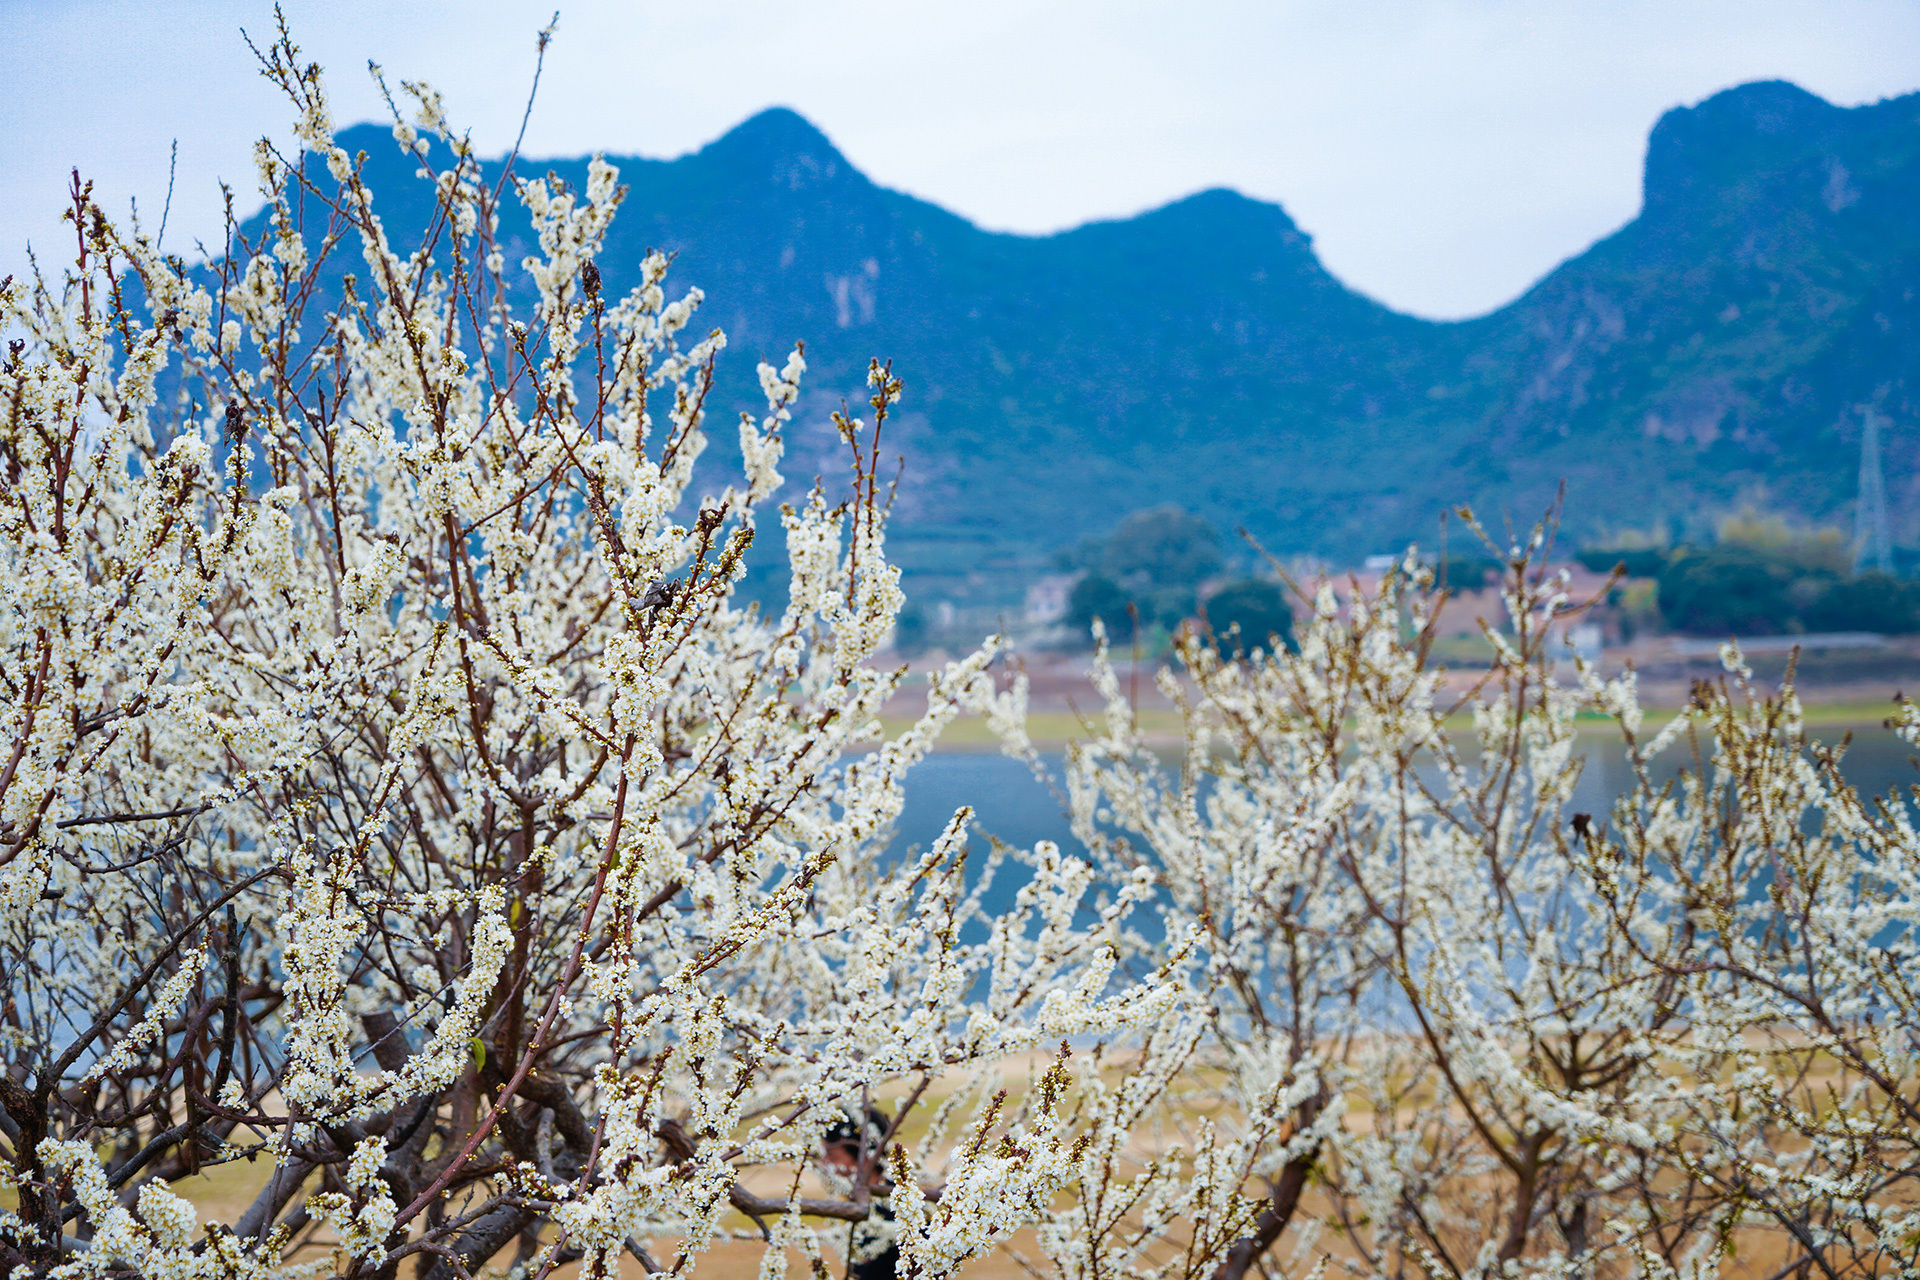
xmin=1855 ymin=405 xmax=1893 ymax=575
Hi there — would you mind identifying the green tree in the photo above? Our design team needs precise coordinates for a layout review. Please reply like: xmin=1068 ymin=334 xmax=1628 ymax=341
xmin=892 ymin=600 xmax=931 ymax=656
xmin=1804 ymin=572 xmax=1920 ymax=633
xmin=1575 ymin=547 xmax=1669 ymax=579
xmin=1657 ymin=547 xmax=1803 ymax=634
xmin=1432 ymin=556 xmax=1503 ymax=590
xmin=1058 ymin=506 xmax=1226 ymax=641
xmin=1098 ymin=506 xmax=1224 ymax=591
xmin=1067 ymin=572 xmax=1136 ymax=642
xmin=1716 ymin=510 xmax=1851 ymax=573
xmin=1204 ymin=578 xmax=1295 ymax=653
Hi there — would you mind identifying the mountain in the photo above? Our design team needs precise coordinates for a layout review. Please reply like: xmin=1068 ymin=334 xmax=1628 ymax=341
xmin=254 ymin=82 xmax=1920 ymax=603
xmin=1442 ymin=82 xmax=1920 ymax=540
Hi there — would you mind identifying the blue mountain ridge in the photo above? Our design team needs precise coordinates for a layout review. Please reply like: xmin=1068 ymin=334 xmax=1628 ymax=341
xmin=250 ymin=80 xmax=1920 ymax=600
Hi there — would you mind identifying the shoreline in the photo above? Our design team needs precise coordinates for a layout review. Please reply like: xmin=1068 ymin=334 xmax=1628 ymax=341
xmin=874 ymin=639 xmax=1920 ymax=751
xmin=881 ymin=698 xmax=1913 ymax=752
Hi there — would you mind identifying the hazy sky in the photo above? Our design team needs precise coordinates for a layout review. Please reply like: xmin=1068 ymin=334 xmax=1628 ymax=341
xmin=3 ymin=1 xmax=1916 ymax=318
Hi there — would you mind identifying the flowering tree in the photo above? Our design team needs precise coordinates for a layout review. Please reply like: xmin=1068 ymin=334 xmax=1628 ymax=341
xmin=7 ymin=24 xmax=1918 ymax=1280
xmin=0 ymin=28 xmax=1195 ymax=1280
xmin=1581 ymin=663 xmax=1920 ymax=1276
xmin=973 ymin=544 xmax=1920 ymax=1279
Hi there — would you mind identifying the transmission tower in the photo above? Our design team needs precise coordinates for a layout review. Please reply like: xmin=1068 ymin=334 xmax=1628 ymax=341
xmin=1854 ymin=405 xmax=1893 ymax=575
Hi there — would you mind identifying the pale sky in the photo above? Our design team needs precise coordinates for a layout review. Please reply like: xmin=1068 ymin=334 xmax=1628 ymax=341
xmin=3 ymin=1 xmax=1916 ymax=319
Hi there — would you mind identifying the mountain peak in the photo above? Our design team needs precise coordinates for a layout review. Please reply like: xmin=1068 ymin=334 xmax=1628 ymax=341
xmin=718 ymin=107 xmax=835 ymax=152
xmin=697 ymin=107 xmax=856 ymax=192
xmin=1158 ymin=186 xmax=1303 ymax=233
xmin=1641 ymin=79 xmax=1843 ymax=216
xmin=1680 ymin=80 xmax=1837 ymax=136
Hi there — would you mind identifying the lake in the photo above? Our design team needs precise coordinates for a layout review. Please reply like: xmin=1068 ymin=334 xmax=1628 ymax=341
xmin=886 ymin=720 xmax=1920 ymax=865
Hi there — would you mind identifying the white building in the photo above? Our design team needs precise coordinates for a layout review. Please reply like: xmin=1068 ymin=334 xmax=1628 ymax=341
xmin=1024 ymin=574 xmax=1077 ymax=624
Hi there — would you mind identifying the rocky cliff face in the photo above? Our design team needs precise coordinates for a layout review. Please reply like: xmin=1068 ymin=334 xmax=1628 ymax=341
xmin=1457 ymin=81 xmax=1920 ymax=541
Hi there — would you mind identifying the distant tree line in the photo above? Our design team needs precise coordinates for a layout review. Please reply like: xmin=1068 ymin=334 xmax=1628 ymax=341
xmin=1578 ymin=515 xmax=1920 ymax=635
xmin=1062 ymin=506 xmax=1294 ymax=652
xmin=1428 ymin=556 xmax=1504 ymax=591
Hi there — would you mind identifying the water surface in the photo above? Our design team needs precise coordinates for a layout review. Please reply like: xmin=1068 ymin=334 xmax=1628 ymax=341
xmin=887 ymin=721 xmax=1920 ymax=873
